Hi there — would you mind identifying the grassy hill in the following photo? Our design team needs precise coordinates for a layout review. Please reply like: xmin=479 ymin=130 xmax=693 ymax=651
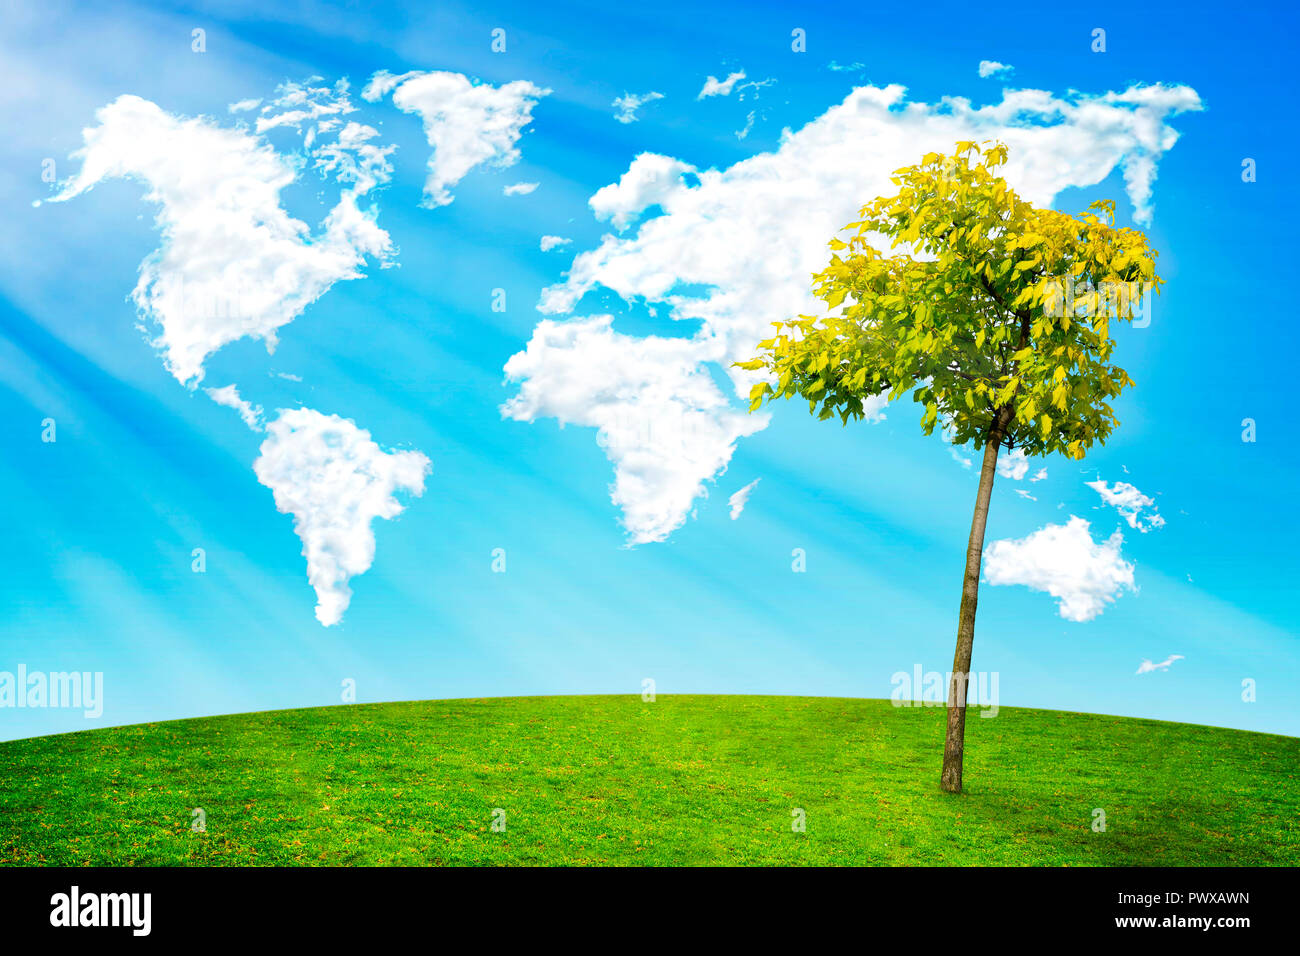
xmin=1 ymin=695 xmax=1296 ymax=866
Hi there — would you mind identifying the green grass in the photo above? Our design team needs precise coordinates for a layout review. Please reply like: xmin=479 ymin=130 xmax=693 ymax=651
xmin=1 ymin=695 xmax=1296 ymax=866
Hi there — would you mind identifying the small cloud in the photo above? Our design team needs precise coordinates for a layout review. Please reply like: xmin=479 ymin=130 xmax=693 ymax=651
xmin=735 ymin=78 xmax=776 ymax=102
xmin=504 ymin=181 xmax=539 ymax=196
xmin=728 ymin=479 xmax=761 ymax=519
xmin=1015 ymin=489 xmax=1037 ymax=501
xmin=1029 ymin=467 xmax=1048 ymax=483
xmin=275 ymin=371 xmax=303 ymax=382
xmin=229 ymin=97 xmax=263 ymax=113
xmin=943 ymin=418 xmax=971 ymax=469
xmin=698 ymin=71 xmax=746 ymax=99
xmin=828 ymin=61 xmax=866 ymax=73
xmin=1087 ymin=478 xmax=1165 ymax=533
xmin=736 ymin=111 xmax=758 ymax=140
xmin=1136 ymin=654 xmax=1184 ymax=675
xmin=612 ymin=91 xmax=664 ymax=124
xmin=205 ymin=384 xmax=264 ymax=431
xmin=997 ymin=448 xmax=1030 ymax=480
xmin=364 ymin=70 xmax=549 ymax=208
xmin=540 ymin=235 xmax=572 ymax=252
xmin=984 ymin=516 xmax=1136 ymax=622
xmin=978 ymin=60 xmax=1014 ymax=79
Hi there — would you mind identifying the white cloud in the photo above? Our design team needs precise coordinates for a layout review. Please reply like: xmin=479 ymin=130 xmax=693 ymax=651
xmin=612 ymin=91 xmax=664 ymax=124
xmin=984 ymin=516 xmax=1136 ymax=622
xmin=205 ymin=384 xmax=263 ymax=430
xmin=309 ymin=120 xmax=396 ymax=195
xmin=1087 ymin=478 xmax=1165 ymax=532
xmin=253 ymin=407 xmax=429 ymax=626
xmin=1029 ymin=467 xmax=1048 ymax=483
xmin=735 ymin=78 xmax=776 ymax=102
xmin=588 ymin=152 xmax=697 ymax=231
xmin=254 ymin=78 xmax=355 ymax=134
xmin=501 ymin=315 xmax=768 ymax=544
xmin=511 ymin=81 xmax=1199 ymax=542
xmin=941 ymin=417 xmax=971 ymax=469
xmin=978 ymin=60 xmax=1014 ymax=79
xmin=540 ymin=235 xmax=571 ymax=252
xmin=47 ymin=93 xmax=394 ymax=385
xmin=736 ymin=110 xmax=758 ymax=140
xmin=548 ymin=82 xmax=1201 ymax=314
xmin=547 ymin=81 xmax=1200 ymax=316
xmin=1136 ymin=653 xmax=1184 ymax=675
xmin=363 ymin=70 xmax=549 ymax=208
xmin=504 ymin=181 xmax=539 ymax=196
xmin=698 ymin=72 xmax=746 ymax=99
xmin=728 ymin=479 xmax=760 ymax=519
xmin=1014 ymin=489 xmax=1037 ymax=501
xmin=229 ymin=97 xmax=262 ymax=113
xmin=997 ymin=448 xmax=1030 ymax=480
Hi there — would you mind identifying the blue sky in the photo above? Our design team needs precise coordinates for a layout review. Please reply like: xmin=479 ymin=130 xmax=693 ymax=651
xmin=1 ymin=0 xmax=1297 ymax=741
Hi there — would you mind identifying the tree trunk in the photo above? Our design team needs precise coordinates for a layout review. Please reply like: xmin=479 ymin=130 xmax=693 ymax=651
xmin=940 ymin=407 xmax=1011 ymax=794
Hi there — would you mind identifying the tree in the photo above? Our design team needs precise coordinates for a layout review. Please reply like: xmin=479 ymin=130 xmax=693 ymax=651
xmin=737 ymin=142 xmax=1162 ymax=793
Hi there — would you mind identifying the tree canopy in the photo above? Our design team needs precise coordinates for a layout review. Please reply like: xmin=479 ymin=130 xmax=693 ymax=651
xmin=737 ymin=141 xmax=1163 ymax=459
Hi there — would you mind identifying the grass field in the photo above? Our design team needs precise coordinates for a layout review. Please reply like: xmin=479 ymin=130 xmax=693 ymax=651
xmin=1 ymin=695 xmax=1296 ymax=866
